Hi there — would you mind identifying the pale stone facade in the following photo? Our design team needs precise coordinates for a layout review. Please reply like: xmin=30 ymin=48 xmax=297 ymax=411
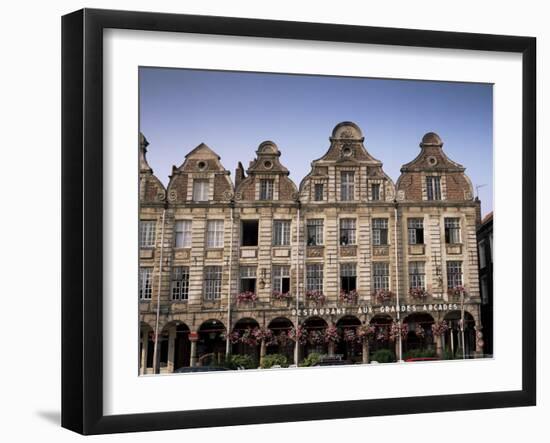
xmin=139 ymin=123 xmax=484 ymax=374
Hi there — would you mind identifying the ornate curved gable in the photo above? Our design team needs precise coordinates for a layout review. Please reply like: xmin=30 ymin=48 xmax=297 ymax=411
xmin=167 ymin=142 xmax=233 ymax=204
xmin=299 ymin=122 xmax=395 ymax=203
xmin=139 ymin=133 xmax=166 ymax=204
xmin=235 ymin=141 xmax=298 ymax=202
xmin=396 ymin=132 xmax=474 ymax=202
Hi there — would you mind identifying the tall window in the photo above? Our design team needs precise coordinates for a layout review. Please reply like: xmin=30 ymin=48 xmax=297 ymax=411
xmin=339 ymin=219 xmax=356 ymax=245
xmin=260 ymin=179 xmax=274 ymax=200
xmin=192 ymin=179 xmax=209 ymax=201
xmin=174 ymin=220 xmax=192 ymax=248
xmin=204 ymin=266 xmax=222 ymax=300
xmin=408 ymin=218 xmax=424 ymax=244
xmin=426 ymin=176 xmax=442 ymax=200
xmin=372 ymin=218 xmax=388 ymax=245
xmin=478 ymin=239 xmax=487 ymax=268
xmin=371 ymin=183 xmax=380 ymax=201
xmin=171 ymin=266 xmax=189 ymax=301
xmin=206 ymin=220 xmax=224 ymax=248
xmin=306 ymin=264 xmax=323 ymax=292
xmin=306 ymin=219 xmax=324 ymax=246
xmin=139 ymin=220 xmax=156 ymax=248
xmin=314 ymin=183 xmax=324 ymax=201
xmin=444 ymin=218 xmax=461 ymax=244
xmin=409 ymin=262 xmax=425 ymax=289
xmin=446 ymin=261 xmax=463 ymax=289
xmin=340 ymin=263 xmax=357 ymax=292
xmin=241 ymin=220 xmax=259 ymax=246
xmin=273 ymin=220 xmax=290 ymax=246
xmin=373 ymin=262 xmax=389 ymax=291
xmin=139 ymin=267 xmax=153 ymax=300
xmin=272 ymin=265 xmax=290 ymax=294
xmin=240 ymin=266 xmax=257 ymax=293
xmin=340 ymin=171 xmax=355 ymax=201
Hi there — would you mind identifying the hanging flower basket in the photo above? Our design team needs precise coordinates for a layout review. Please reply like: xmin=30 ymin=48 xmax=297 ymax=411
xmin=274 ymin=330 xmax=291 ymax=347
xmin=447 ymin=285 xmax=467 ymax=297
xmin=415 ymin=324 xmax=426 ymax=339
xmin=324 ymin=325 xmax=340 ymax=343
xmin=343 ymin=328 xmax=357 ymax=343
xmin=356 ymin=325 xmax=376 ymax=343
xmin=272 ymin=290 xmax=292 ymax=300
xmin=221 ymin=330 xmax=242 ymax=344
xmin=389 ymin=322 xmax=409 ymax=341
xmin=289 ymin=326 xmax=308 ymax=345
xmin=373 ymin=289 xmax=394 ymax=304
xmin=237 ymin=291 xmax=258 ymax=303
xmin=409 ymin=287 xmax=429 ymax=300
xmin=431 ymin=320 xmax=449 ymax=336
xmin=305 ymin=290 xmax=325 ymax=304
xmin=240 ymin=327 xmax=259 ymax=346
xmin=308 ymin=329 xmax=326 ymax=345
xmin=376 ymin=327 xmax=389 ymax=342
xmin=339 ymin=289 xmax=358 ymax=304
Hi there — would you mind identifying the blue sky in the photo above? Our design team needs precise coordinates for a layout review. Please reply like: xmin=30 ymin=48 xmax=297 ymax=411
xmin=139 ymin=68 xmax=493 ymax=216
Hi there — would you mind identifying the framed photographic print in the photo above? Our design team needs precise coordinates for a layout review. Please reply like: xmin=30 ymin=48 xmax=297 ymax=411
xmin=61 ymin=8 xmax=536 ymax=435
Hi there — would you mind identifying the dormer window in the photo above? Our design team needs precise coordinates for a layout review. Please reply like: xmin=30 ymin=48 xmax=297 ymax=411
xmin=192 ymin=179 xmax=209 ymax=201
xmin=371 ymin=183 xmax=381 ymax=201
xmin=260 ymin=179 xmax=274 ymax=200
xmin=426 ymin=176 xmax=442 ymax=200
xmin=340 ymin=171 xmax=355 ymax=201
xmin=314 ymin=183 xmax=324 ymax=201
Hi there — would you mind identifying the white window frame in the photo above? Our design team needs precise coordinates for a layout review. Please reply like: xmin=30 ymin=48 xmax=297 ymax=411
xmin=306 ymin=264 xmax=323 ymax=292
xmin=171 ymin=266 xmax=190 ymax=301
xmin=259 ymin=179 xmax=274 ymax=200
xmin=340 ymin=171 xmax=355 ymax=201
xmin=306 ymin=219 xmax=324 ymax=246
xmin=408 ymin=261 xmax=425 ymax=289
xmin=446 ymin=261 xmax=463 ymax=289
xmin=445 ymin=217 xmax=462 ymax=244
xmin=272 ymin=265 xmax=291 ymax=293
xmin=339 ymin=218 xmax=356 ymax=245
xmin=204 ymin=266 xmax=222 ymax=300
xmin=407 ymin=218 xmax=424 ymax=245
xmin=192 ymin=179 xmax=209 ymax=201
xmin=174 ymin=220 xmax=192 ymax=248
xmin=273 ymin=220 xmax=291 ymax=246
xmin=373 ymin=262 xmax=389 ymax=291
xmin=372 ymin=218 xmax=388 ymax=246
xmin=139 ymin=267 xmax=153 ymax=300
xmin=139 ymin=220 xmax=156 ymax=248
xmin=426 ymin=175 xmax=442 ymax=200
xmin=206 ymin=220 xmax=224 ymax=248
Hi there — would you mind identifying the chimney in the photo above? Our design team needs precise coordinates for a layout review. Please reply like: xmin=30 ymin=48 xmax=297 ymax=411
xmin=235 ymin=162 xmax=245 ymax=189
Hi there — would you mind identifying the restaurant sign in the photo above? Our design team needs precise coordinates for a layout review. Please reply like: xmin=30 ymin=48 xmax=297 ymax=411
xmin=291 ymin=303 xmax=460 ymax=317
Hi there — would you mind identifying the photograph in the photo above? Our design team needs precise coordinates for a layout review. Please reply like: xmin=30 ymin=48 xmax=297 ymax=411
xmin=138 ymin=67 xmax=494 ymax=375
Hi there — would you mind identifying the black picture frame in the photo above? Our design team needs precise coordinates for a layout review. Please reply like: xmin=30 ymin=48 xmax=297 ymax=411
xmin=61 ymin=8 xmax=536 ymax=435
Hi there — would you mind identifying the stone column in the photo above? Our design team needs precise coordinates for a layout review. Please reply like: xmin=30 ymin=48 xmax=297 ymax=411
xmin=435 ymin=335 xmax=443 ymax=359
xmin=259 ymin=339 xmax=267 ymax=367
xmin=328 ymin=341 xmax=335 ymax=357
xmin=294 ymin=341 xmax=300 ymax=366
xmin=167 ymin=327 xmax=176 ymax=373
xmin=140 ymin=335 xmax=148 ymax=375
xmin=362 ymin=340 xmax=369 ymax=364
xmin=189 ymin=335 xmax=198 ymax=367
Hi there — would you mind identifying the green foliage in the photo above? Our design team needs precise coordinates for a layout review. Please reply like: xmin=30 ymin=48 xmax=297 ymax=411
xmin=261 ymin=354 xmax=289 ymax=369
xmin=226 ymin=354 xmax=257 ymax=370
xmin=371 ymin=349 xmax=396 ymax=363
xmin=299 ymin=352 xmax=322 ymax=367
xmin=403 ymin=348 xmax=436 ymax=359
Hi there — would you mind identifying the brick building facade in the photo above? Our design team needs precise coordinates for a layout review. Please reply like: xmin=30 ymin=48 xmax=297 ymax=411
xmin=139 ymin=122 xmax=484 ymax=374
